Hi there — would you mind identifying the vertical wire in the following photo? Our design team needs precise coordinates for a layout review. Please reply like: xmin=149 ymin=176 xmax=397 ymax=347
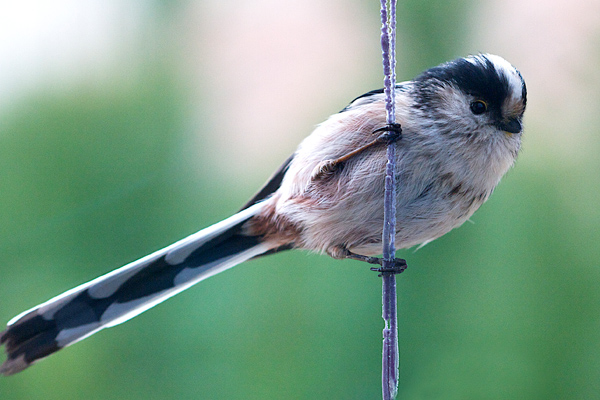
xmin=379 ymin=0 xmax=399 ymax=399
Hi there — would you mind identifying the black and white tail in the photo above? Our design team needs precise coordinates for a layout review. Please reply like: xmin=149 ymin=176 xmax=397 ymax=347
xmin=0 ymin=202 xmax=274 ymax=375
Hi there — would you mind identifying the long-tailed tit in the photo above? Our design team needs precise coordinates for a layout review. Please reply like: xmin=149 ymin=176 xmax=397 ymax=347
xmin=0 ymin=54 xmax=527 ymax=375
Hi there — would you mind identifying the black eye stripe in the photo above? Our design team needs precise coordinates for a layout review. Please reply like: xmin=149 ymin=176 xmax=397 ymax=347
xmin=413 ymin=55 xmax=525 ymax=114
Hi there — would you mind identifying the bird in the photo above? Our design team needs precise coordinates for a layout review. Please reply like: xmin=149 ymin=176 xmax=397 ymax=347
xmin=0 ymin=53 xmax=527 ymax=375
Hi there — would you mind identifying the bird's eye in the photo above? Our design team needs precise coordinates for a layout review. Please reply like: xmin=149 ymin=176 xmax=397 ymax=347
xmin=470 ymin=100 xmax=487 ymax=115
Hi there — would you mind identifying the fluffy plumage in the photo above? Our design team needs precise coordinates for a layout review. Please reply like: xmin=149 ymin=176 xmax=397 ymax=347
xmin=1 ymin=54 xmax=526 ymax=375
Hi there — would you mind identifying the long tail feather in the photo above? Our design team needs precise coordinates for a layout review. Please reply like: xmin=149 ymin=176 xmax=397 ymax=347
xmin=0 ymin=202 xmax=273 ymax=375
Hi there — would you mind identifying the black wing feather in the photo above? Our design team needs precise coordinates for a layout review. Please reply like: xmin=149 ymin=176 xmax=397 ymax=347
xmin=239 ymin=153 xmax=294 ymax=210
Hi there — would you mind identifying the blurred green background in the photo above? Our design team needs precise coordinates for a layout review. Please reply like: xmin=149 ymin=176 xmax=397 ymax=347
xmin=1 ymin=1 xmax=599 ymax=399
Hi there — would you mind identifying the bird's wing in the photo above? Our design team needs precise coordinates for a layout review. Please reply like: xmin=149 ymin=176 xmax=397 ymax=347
xmin=239 ymin=153 xmax=294 ymax=210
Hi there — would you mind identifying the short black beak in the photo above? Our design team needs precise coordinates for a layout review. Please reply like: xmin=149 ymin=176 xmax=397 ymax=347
xmin=498 ymin=118 xmax=522 ymax=134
